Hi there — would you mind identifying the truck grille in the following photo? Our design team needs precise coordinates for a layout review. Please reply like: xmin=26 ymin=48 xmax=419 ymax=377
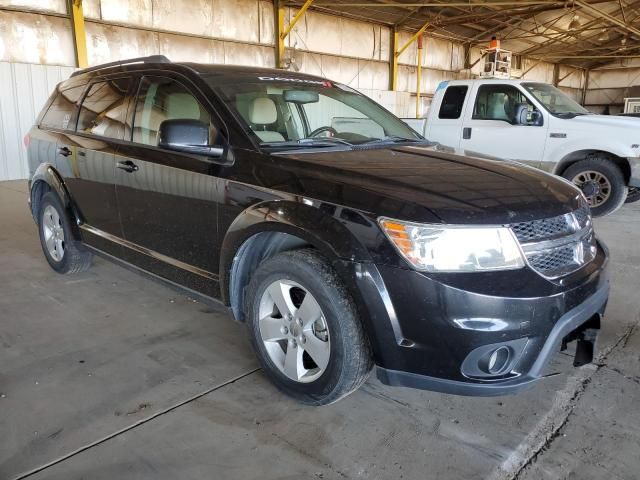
xmin=510 ymin=204 xmax=596 ymax=279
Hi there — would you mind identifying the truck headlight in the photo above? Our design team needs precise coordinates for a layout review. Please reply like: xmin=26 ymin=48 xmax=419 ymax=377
xmin=379 ymin=217 xmax=525 ymax=272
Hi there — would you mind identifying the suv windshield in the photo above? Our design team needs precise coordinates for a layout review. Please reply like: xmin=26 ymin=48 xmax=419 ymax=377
xmin=209 ymin=76 xmax=422 ymax=147
xmin=522 ymin=82 xmax=590 ymax=117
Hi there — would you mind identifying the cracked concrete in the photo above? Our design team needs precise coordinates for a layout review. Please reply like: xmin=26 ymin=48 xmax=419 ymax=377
xmin=1 ymin=180 xmax=639 ymax=480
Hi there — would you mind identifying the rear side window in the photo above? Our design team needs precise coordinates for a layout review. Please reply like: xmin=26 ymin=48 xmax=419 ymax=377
xmin=438 ymin=86 xmax=468 ymax=119
xmin=76 ymin=78 xmax=132 ymax=139
xmin=40 ymin=85 xmax=85 ymax=130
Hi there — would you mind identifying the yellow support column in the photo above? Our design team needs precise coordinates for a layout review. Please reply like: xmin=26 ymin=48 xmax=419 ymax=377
xmin=69 ymin=0 xmax=88 ymax=68
xmin=276 ymin=0 xmax=314 ymax=69
xmin=390 ymin=21 xmax=428 ymax=91
xmin=390 ymin=28 xmax=398 ymax=90
xmin=416 ymin=35 xmax=423 ymax=118
xmin=276 ymin=5 xmax=286 ymax=68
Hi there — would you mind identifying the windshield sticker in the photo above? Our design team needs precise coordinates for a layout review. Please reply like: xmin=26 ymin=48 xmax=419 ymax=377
xmin=258 ymin=76 xmax=330 ymax=86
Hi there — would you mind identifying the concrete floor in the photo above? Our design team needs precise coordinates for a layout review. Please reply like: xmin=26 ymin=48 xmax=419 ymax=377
xmin=0 ymin=179 xmax=639 ymax=480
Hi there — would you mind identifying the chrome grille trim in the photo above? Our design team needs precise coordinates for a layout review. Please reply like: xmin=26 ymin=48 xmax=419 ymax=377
xmin=510 ymin=205 xmax=595 ymax=279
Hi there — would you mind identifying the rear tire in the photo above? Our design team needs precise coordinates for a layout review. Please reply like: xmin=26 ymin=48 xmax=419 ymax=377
xmin=38 ymin=192 xmax=92 ymax=274
xmin=245 ymin=249 xmax=372 ymax=405
xmin=562 ymin=157 xmax=627 ymax=217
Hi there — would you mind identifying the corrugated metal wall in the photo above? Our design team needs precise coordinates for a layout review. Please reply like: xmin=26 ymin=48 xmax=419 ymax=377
xmin=0 ymin=61 xmax=75 ymax=180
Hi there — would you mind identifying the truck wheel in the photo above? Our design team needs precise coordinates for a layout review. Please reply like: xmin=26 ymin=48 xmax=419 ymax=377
xmin=38 ymin=192 xmax=92 ymax=274
xmin=562 ymin=158 xmax=627 ymax=217
xmin=245 ymin=249 xmax=372 ymax=405
xmin=626 ymin=187 xmax=640 ymax=204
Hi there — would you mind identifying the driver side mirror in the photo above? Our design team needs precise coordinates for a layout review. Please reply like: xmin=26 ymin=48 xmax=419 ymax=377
xmin=157 ymin=119 xmax=224 ymax=157
xmin=514 ymin=103 xmax=543 ymax=126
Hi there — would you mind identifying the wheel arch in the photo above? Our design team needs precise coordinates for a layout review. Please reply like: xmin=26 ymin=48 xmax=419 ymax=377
xmin=219 ymin=200 xmax=373 ymax=322
xmin=30 ymin=163 xmax=82 ymax=240
xmin=554 ymin=150 xmax=631 ymax=185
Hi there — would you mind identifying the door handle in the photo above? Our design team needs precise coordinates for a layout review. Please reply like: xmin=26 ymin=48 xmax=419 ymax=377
xmin=58 ymin=146 xmax=72 ymax=157
xmin=116 ymin=160 xmax=139 ymax=173
xmin=462 ymin=127 xmax=472 ymax=140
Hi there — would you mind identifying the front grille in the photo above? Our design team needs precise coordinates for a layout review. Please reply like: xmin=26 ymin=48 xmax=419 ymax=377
xmin=528 ymin=245 xmax=576 ymax=275
xmin=511 ymin=215 xmax=573 ymax=243
xmin=510 ymin=205 xmax=596 ymax=278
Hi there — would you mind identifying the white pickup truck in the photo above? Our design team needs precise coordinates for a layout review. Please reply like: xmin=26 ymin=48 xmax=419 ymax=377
xmin=406 ymin=79 xmax=640 ymax=216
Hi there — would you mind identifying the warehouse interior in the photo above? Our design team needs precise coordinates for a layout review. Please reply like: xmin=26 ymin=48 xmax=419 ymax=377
xmin=1 ymin=1 xmax=640 ymax=479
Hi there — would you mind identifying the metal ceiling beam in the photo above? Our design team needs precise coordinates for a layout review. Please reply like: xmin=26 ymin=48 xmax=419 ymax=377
xmin=574 ymin=0 xmax=640 ymax=38
xmin=316 ymin=2 xmax=561 ymax=6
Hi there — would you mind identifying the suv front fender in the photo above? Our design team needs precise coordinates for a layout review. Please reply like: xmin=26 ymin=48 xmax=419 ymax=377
xmin=219 ymin=200 xmax=374 ymax=306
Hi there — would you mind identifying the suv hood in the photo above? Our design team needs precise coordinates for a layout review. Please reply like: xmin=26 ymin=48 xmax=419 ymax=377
xmin=268 ymin=144 xmax=583 ymax=225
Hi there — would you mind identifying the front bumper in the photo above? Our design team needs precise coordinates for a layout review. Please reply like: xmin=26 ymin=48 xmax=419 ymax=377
xmin=341 ymin=241 xmax=609 ymax=396
xmin=376 ymin=284 xmax=607 ymax=396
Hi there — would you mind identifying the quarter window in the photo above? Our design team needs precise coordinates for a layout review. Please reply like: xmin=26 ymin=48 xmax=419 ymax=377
xmin=40 ymin=85 xmax=85 ymax=130
xmin=76 ymin=78 xmax=132 ymax=139
xmin=132 ymin=77 xmax=214 ymax=147
xmin=439 ymin=86 xmax=468 ymax=119
xmin=473 ymin=84 xmax=540 ymax=125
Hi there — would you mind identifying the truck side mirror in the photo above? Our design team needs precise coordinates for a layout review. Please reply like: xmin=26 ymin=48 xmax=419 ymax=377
xmin=157 ymin=119 xmax=224 ymax=158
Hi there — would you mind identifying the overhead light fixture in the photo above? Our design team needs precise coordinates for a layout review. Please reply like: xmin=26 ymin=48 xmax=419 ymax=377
xmin=568 ymin=14 xmax=581 ymax=30
xmin=598 ymin=29 xmax=609 ymax=42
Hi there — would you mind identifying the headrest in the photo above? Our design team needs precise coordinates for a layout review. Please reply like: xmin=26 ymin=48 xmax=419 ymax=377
xmin=248 ymin=97 xmax=277 ymax=125
xmin=166 ymin=93 xmax=201 ymax=120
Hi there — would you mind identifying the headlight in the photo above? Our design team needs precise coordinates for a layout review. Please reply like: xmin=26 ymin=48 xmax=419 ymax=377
xmin=378 ymin=217 xmax=525 ymax=272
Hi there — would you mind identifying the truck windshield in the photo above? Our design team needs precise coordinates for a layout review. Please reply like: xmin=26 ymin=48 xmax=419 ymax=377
xmin=522 ymin=82 xmax=590 ymax=117
xmin=210 ymin=76 xmax=422 ymax=147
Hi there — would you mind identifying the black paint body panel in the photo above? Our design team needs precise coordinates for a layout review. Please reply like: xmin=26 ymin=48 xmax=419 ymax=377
xmin=26 ymin=61 xmax=610 ymax=395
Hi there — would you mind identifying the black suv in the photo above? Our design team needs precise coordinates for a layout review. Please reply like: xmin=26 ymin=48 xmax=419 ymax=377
xmin=26 ymin=56 xmax=609 ymax=405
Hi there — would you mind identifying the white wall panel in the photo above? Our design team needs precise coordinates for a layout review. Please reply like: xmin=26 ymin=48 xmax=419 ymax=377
xmin=153 ymin=0 xmax=215 ymax=37
xmin=0 ymin=10 xmax=75 ymax=65
xmin=223 ymin=42 xmax=274 ymax=67
xmin=287 ymin=8 xmax=387 ymax=61
xmin=589 ymin=68 xmax=640 ymax=89
xmin=99 ymin=0 xmax=153 ymax=27
xmin=0 ymin=0 xmax=66 ymax=14
xmin=558 ymin=66 xmax=583 ymax=89
xmin=211 ymin=0 xmax=261 ymax=43
xmin=258 ymin=0 xmax=274 ymax=45
xmin=158 ymin=33 xmax=224 ymax=63
xmin=0 ymin=61 xmax=74 ymax=180
xmin=521 ymin=59 xmax=554 ymax=83
xmin=86 ymin=22 xmax=159 ymax=65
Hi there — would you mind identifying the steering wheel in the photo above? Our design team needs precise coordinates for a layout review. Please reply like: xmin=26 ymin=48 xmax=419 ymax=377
xmin=308 ymin=126 xmax=339 ymax=138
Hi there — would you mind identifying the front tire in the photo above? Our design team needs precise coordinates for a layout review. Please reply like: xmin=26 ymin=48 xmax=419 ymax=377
xmin=38 ymin=192 xmax=92 ymax=274
xmin=562 ymin=157 xmax=627 ymax=217
xmin=245 ymin=249 xmax=372 ymax=405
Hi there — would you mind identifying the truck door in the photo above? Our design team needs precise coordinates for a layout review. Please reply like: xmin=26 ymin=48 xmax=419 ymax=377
xmin=425 ymin=83 xmax=469 ymax=149
xmin=460 ymin=83 xmax=548 ymax=167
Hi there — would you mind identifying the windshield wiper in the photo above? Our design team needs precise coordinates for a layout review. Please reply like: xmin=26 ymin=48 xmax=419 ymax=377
xmin=362 ymin=135 xmax=431 ymax=145
xmin=261 ymin=137 xmax=353 ymax=149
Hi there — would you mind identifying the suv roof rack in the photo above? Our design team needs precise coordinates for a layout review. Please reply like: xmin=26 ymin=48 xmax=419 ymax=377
xmin=70 ymin=55 xmax=171 ymax=77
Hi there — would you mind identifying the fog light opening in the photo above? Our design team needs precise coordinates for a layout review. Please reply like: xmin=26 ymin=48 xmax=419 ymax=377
xmin=487 ymin=346 xmax=511 ymax=374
